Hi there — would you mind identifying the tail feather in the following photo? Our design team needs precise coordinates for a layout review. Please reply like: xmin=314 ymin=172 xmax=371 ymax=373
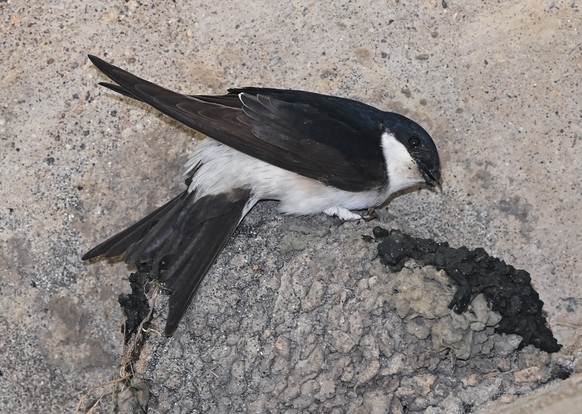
xmin=83 ymin=188 xmax=253 ymax=336
xmin=125 ymin=194 xmax=193 ymax=265
xmin=81 ymin=192 xmax=188 ymax=261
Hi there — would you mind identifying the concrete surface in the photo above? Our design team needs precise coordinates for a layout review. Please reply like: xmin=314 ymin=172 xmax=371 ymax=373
xmin=1 ymin=0 xmax=580 ymax=412
xmin=478 ymin=373 xmax=582 ymax=414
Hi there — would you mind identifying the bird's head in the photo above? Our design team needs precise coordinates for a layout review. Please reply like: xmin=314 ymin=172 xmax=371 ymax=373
xmin=379 ymin=113 xmax=441 ymax=194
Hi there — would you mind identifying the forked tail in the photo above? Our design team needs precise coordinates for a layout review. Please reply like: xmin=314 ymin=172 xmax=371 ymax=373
xmin=83 ymin=188 xmax=252 ymax=335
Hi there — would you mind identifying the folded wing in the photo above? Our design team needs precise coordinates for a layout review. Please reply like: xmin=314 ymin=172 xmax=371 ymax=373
xmin=88 ymin=55 xmax=387 ymax=192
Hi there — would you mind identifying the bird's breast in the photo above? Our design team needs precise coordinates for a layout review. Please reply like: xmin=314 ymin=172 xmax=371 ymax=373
xmin=184 ymin=139 xmax=389 ymax=215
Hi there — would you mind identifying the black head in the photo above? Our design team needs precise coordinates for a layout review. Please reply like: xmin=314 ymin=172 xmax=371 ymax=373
xmin=381 ymin=112 xmax=441 ymax=187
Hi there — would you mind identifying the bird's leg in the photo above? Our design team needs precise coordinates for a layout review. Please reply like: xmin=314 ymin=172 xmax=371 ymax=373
xmin=323 ymin=206 xmax=363 ymax=221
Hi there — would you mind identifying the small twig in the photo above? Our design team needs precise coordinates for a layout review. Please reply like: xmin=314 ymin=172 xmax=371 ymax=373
xmin=76 ymin=284 xmax=161 ymax=413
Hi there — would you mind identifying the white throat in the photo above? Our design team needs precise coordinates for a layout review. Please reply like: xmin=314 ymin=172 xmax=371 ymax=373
xmin=381 ymin=131 xmax=424 ymax=194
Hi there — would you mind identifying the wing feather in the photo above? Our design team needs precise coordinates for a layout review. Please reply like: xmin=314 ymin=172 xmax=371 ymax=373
xmin=88 ymin=55 xmax=387 ymax=191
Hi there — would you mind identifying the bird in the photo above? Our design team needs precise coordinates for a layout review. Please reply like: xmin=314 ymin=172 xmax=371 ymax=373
xmin=82 ymin=55 xmax=441 ymax=336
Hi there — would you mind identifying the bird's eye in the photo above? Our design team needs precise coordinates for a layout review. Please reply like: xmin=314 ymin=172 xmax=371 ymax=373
xmin=408 ymin=136 xmax=421 ymax=148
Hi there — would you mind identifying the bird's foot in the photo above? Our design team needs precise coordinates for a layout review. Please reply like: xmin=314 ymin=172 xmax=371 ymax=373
xmin=323 ymin=207 xmax=378 ymax=222
xmin=324 ymin=206 xmax=363 ymax=221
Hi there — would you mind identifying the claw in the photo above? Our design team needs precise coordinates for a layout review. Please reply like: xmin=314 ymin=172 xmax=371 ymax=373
xmin=361 ymin=208 xmax=378 ymax=222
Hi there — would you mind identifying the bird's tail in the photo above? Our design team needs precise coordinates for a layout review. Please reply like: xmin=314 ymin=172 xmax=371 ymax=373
xmin=82 ymin=188 xmax=253 ymax=336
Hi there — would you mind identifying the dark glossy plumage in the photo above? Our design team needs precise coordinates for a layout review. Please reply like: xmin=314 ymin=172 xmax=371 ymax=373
xmin=89 ymin=55 xmax=392 ymax=191
xmin=84 ymin=188 xmax=251 ymax=335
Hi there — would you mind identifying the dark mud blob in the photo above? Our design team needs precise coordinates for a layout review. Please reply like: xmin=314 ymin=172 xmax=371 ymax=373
xmin=118 ymin=262 xmax=154 ymax=345
xmin=373 ymin=227 xmax=561 ymax=353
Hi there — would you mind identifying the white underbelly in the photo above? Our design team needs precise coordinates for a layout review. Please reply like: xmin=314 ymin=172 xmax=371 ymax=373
xmin=184 ymin=139 xmax=389 ymax=215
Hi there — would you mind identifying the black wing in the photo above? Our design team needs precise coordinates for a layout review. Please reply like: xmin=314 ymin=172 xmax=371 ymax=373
xmin=88 ymin=55 xmax=387 ymax=192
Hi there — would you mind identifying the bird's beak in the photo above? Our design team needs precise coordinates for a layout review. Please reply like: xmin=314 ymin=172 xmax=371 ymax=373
xmin=419 ymin=164 xmax=441 ymax=188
